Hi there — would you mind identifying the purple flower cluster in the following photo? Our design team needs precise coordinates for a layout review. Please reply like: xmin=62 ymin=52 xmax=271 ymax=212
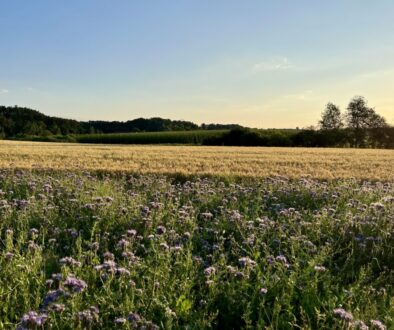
xmin=77 ymin=306 xmax=100 ymax=326
xmin=63 ymin=276 xmax=88 ymax=293
xmin=59 ymin=256 xmax=82 ymax=267
xmin=204 ymin=266 xmax=216 ymax=277
xmin=17 ymin=311 xmax=47 ymax=329
xmin=40 ymin=289 xmax=66 ymax=309
xmin=238 ymin=257 xmax=257 ymax=268
xmin=333 ymin=308 xmax=353 ymax=322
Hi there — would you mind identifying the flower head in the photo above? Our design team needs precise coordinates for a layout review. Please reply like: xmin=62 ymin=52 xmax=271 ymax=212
xmin=333 ymin=308 xmax=353 ymax=322
xmin=64 ymin=276 xmax=87 ymax=293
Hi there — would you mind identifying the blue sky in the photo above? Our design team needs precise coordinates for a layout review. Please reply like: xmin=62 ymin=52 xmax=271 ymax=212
xmin=1 ymin=1 xmax=393 ymax=127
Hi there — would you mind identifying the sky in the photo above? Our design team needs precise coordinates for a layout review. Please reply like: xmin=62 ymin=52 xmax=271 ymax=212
xmin=1 ymin=1 xmax=394 ymax=128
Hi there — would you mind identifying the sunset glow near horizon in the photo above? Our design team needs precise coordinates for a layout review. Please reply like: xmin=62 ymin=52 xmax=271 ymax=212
xmin=1 ymin=1 xmax=393 ymax=128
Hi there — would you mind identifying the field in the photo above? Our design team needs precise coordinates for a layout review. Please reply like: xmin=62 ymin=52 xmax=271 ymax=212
xmin=0 ymin=141 xmax=393 ymax=329
xmin=0 ymin=141 xmax=394 ymax=180
xmin=75 ymin=130 xmax=227 ymax=145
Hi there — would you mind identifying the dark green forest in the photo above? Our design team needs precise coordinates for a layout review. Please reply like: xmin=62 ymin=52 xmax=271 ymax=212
xmin=0 ymin=106 xmax=241 ymax=138
xmin=0 ymin=96 xmax=393 ymax=148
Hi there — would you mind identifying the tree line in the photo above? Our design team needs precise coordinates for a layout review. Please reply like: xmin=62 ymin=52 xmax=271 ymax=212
xmin=0 ymin=106 xmax=241 ymax=138
xmin=0 ymin=97 xmax=393 ymax=148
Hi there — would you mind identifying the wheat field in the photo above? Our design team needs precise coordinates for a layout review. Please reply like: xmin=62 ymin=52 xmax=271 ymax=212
xmin=0 ymin=140 xmax=393 ymax=180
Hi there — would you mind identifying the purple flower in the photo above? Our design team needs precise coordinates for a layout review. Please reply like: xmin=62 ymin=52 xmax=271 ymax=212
xmin=333 ymin=308 xmax=353 ymax=322
xmin=259 ymin=288 xmax=268 ymax=296
xmin=78 ymin=309 xmax=98 ymax=324
xmin=201 ymin=212 xmax=213 ymax=220
xmin=275 ymin=255 xmax=290 ymax=268
xmin=226 ymin=265 xmax=237 ymax=274
xmin=238 ymin=257 xmax=256 ymax=268
xmin=204 ymin=266 xmax=216 ymax=277
xmin=266 ymin=256 xmax=275 ymax=265
xmin=156 ymin=225 xmax=167 ymax=235
xmin=117 ymin=239 xmax=129 ymax=249
xmin=90 ymin=242 xmax=100 ymax=251
xmin=171 ymin=245 xmax=183 ymax=253
xmin=159 ymin=242 xmax=169 ymax=250
xmin=127 ymin=229 xmax=137 ymax=237
xmin=353 ymin=320 xmax=369 ymax=330
xmin=51 ymin=273 xmax=63 ymax=281
xmin=64 ymin=276 xmax=87 ymax=293
xmin=29 ymin=228 xmax=39 ymax=236
xmin=121 ymin=251 xmax=138 ymax=262
xmin=5 ymin=252 xmax=14 ymax=261
xmin=116 ymin=267 xmax=131 ymax=276
xmin=28 ymin=241 xmax=39 ymax=252
xmin=114 ymin=317 xmax=127 ymax=325
xmin=18 ymin=311 xmax=48 ymax=329
xmin=103 ymin=252 xmax=115 ymax=260
xmin=40 ymin=289 xmax=65 ymax=309
xmin=127 ymin=312 xmax=142 ymax=323
xmin=370 ymin=202 xmax=385 ymax=211
xmin=370 ymin=320 xmax=386 ymax=330
xmin=103 ymin=260 xmax=117 ymax=269
xmin=93 ymin=196 xmax=104 ymax=203
xmin=275 ymin=255 xmax=288 ymax=264
xmin=234 ymin=271 xmax=246 ymax=279
xmin=59 ymin=257 xmax=81 ymax=267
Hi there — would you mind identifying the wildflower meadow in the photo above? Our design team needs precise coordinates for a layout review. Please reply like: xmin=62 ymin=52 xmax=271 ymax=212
xmin=0 ymin=170 xmax=392 ymax=329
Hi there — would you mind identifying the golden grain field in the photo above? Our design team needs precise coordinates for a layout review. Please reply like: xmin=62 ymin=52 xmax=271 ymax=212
xmin=0 ymin=140 xmax=393 ymax=180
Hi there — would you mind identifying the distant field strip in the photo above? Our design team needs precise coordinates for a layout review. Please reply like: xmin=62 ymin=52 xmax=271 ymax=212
xmin=75 ymin=129 xmax=227 ymax=144
xmin=1 ymin=140 xmax=393 ymax=180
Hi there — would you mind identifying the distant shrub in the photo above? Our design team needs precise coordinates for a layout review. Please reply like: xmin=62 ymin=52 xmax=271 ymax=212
xmin=204 ymin=128 xmax=296 ymax=147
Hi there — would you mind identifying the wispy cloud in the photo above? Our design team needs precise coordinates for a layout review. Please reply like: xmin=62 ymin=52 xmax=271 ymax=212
xmin=253 ymin=56 xmax=292 ymax=72
xmin=0 ymin=88 xmax=9 ymax=94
